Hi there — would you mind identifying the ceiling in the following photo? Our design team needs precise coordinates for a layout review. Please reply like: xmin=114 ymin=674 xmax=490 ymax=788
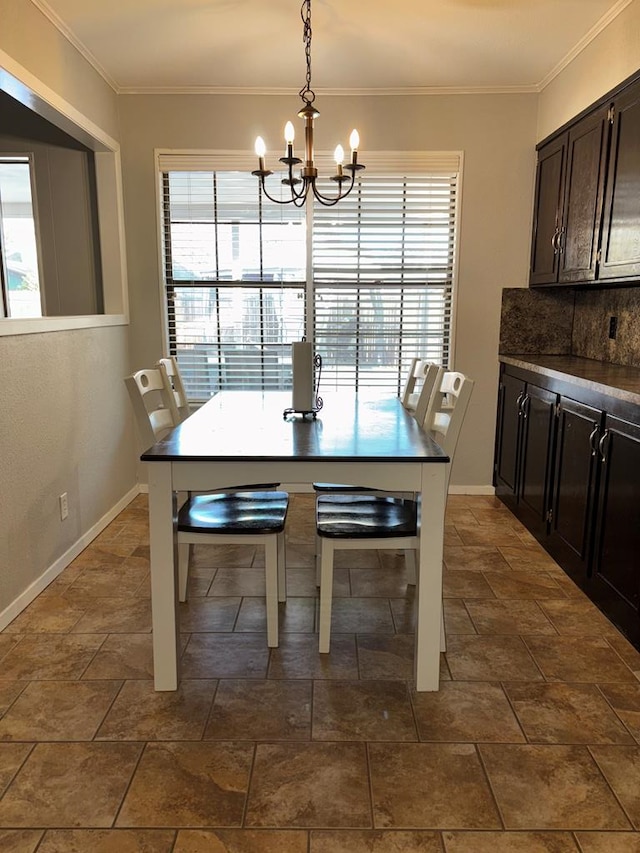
xmin=34 ymin=0 xmax=627 ymax=94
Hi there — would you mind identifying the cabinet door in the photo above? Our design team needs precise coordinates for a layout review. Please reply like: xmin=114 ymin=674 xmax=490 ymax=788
xmin=530 ymin=135 xmax=566 ymax=286
xmin=547 ymin=397 xmax=602 ymax=581
xmin=559 ymin=107 xmax=609 ymax=283
xmin=599 ymin=87 xmax=640 ymax=280
xmin=494 ymin=371 xmax=525 ymax=506
xmin=591 ymin=415 xmax=640 ymax=643
xmin=518 ymin=384 xmax=557 ymax=535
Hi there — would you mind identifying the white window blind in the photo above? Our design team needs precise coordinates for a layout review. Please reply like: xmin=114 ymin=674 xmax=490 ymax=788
xmin=159 ymin=151 xmax=460 ymax=401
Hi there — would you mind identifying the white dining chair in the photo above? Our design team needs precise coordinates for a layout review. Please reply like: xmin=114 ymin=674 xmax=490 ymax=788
xmin=125 ymin=366 xmax=289 ymax=646
xmin=316 ymin=370 xmax=474 ymax=654
xmin=157 ymin=355 xmax=191 ymax=422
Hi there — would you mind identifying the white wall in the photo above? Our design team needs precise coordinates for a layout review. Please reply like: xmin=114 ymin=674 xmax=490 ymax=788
xmin=538 ymin=0 xmax=640 ymax=140
xmin=0 ymin=0 xmax=136 ymax=625
xmin=118 ymin=91 xmax=538 ymax=489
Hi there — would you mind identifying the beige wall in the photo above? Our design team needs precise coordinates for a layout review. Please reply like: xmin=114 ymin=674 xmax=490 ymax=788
xmin=0 ymin=0 xmax=136 ymax=623
xmin=118 ymin=91 xmax=538 ymax=488
xmin=538 ymin=0 xmax=640 ymax=140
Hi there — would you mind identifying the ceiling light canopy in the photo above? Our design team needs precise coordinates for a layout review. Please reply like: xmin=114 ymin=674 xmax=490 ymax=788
xmin=252 ymin=0 xmax=365 ymax=207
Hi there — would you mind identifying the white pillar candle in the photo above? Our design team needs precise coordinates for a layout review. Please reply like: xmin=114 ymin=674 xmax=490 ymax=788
xmin=292 ymin=341 xmax=314 ymax=411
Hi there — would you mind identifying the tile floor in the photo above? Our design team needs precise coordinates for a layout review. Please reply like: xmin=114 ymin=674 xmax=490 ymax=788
xmin=1 ymin=493 xmax=640 ymax=852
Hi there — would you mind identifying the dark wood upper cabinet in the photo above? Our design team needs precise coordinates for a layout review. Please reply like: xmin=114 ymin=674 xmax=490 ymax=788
xmin=599 ymin=86 xmax=640 ymax=280
xmin=529 ymin=70 xmax=640 ymax=288
xmin=530 ymin=106 xmax=609 ymax=287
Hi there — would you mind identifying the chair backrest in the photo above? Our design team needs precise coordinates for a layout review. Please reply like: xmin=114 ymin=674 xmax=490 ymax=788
xmin=401 ymin=359 xmax=444 ymax=425
xmin=125 ymin=367 xmax=180 ymax=450
xmin=157 ymin=356 xmax=190 ymax=422
xmin=424 ymin=370 xmax=474 ymax=462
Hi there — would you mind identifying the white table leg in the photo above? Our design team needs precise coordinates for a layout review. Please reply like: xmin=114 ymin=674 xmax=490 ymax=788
xmin=148 ymin=462 xmax=180 ymax=690
xmin=414 ymin=463 xmax=448 ymax=691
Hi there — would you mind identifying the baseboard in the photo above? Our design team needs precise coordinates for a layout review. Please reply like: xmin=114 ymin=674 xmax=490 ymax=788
xmin=0 ymin=484 xmax=141 ymax=632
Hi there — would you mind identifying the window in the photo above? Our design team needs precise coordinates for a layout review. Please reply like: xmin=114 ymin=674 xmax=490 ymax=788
xmin=0 ymin=157 xmax=42 ymax=318
xmin=159 ymin=152 xmax=460 ymax=401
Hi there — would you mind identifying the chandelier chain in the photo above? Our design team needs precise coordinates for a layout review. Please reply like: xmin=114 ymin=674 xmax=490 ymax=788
xmin=298 ymin=0 xmax=315 ymax=106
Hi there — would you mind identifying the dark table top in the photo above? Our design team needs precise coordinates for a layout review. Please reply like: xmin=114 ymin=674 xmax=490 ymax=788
xmin=141 ymin=391 xmax=449 ymax=464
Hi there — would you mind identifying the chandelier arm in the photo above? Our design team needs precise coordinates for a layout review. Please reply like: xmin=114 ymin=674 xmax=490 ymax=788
xmin=258 ymin=177 xmax=300 ymax=206
xmin=310 ymin=173 xmax=356 ymax=206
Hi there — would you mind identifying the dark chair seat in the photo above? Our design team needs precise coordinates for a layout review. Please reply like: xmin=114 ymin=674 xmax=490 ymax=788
xmin=316 ymin=494 xmax=417 ymax=539
xmin=178 ymin=491 xmax=289 ymax=535
xmin=313 ymin=482 xmax=367 ymax=492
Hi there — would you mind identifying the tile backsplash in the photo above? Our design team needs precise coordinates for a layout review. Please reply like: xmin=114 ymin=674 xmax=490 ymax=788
xmin=500 ymin=285 xmax=640 ymax=368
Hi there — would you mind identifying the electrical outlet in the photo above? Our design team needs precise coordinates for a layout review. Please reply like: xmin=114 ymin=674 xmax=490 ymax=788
xmin=609 ymin=316 xmax=618 ymax=340
xmin=59 ymin=492 xmax=69 ymax=520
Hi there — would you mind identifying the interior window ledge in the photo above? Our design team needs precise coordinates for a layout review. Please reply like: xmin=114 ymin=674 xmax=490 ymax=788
xmin=0 ymin=314 xmax=128 ymax=337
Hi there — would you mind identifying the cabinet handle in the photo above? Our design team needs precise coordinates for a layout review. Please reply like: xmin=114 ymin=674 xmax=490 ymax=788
xmin=557 ymin=226 xmax=565 ymax=254
xmin=516 ymin=391 xmax=525 ymax=416
xmin=598 ymin=428 xmax=610 ymax=463
xmin=589 ymin=424 xmax=600 ymax=457
xmin=551 ymin=229 xmax=560 ymax=254
xmin=522 ymin=394 xmax=530 ymax=420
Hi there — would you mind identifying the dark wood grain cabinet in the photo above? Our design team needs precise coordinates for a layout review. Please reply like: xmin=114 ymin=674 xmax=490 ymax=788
xmin=530 ymin=71 xmax=640 ymax=288
xmin=495 ymin=362 xmax=640 ymax=645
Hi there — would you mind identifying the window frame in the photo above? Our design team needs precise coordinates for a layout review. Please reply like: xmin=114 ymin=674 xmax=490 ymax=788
xmin=0 ymin=51 xmax=129 ymax=337
xmin=156 ymin=149 xmax=463 ymax=395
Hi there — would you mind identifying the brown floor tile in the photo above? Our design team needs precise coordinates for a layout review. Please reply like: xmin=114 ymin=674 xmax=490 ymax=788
xmin=574 ymin=831 xmax=640 ymax=852
xmin=524 ymin=636 xmax=638 ymax=683
xmin=504 ymin=682 xmax=635 ymax=745
xmin=454 ymin=524 xmax=525 ymax=547
xmin=443 ymin=570 xmax=496 ymax=599
xmin=0 ymin=681 xmax=121 ymax=741
xmin=269 ymin=634 xmax=358 ymax=679
xmin=181 ymin=633 xmax=270 ymax=679
xmin=0 ymin=829 xmax=43 ymax=853
xmin=246 ymin=742 xmax=371 ymax=828
xmin=483 ymin=571 xmax=567 ymax=600
xmin=329 ymin=598 xmax=395 ymax=634
xmin=81 ymin=634 xmax=157 ymax=680
xmin=0 ymin=742 xmax=141 ymax=827
xmin=598 ymin=682 xmax=640 ymax=742
xmin=389 ymin=597 xmax=417 ymax=633
xmin=498 ymin=544 xmax=561 ymax=572
xmin=479 ymin=744 xmax=631 ymax=829
xmin=357 ymin=634 xmax=416 ymax=680
xmin=445 ymin=635 xmax=544 ymax=681
xmin=96 ymin=679 xmax=216 ymax=740
xmin=369 ymin=742 xmax=501 ymax=829
xmin=589 ymin=745 xmax=640 ymax=829
xmin=334 ymin=549 xmax=381 ymax=569
xmin=3 ymin=595 xmax=85 ymax=634
xmin=310 ymin=829 xmax=443 ymax=851
xmin=606 ymin=635 xmax=640 ymax=676
xmin=117 ymin=741 xmax=253 ymax=827
xmin=0 ymin=634 xmax=105 ymax=680
xmin=444 ymin=546 xmax=511 ymax=572
xmin=67 ymin=565 xmax=148 ymax=598
xmin=37 ymin=829 xmax=175 ymax=852
xmin=183 ymin=567 xmax=215 ymax=598
xmin=70 ymin=597 xmax=152 ymax=633
xmin=312 ymin=680 xmax=417 ymax=741
xmin=191 ymin=544 xmax=256 ymax=569
xmin=442 ymin=831 xmax=579 ymax=852
xmin=284 ymin=543 xmax=316 ymax=568
xmin=539 ymin=599 xmax=621 ymax=637
xmin=464 ymin=599 xmax=556 ymax=635
xmin=178 ymin=597 xmax=241 ymax=632
xmin=174 ymin=829 xmax=309 ymax=852
xmin=411 ymin=681 xmax=525 ymax=743
xmin=235 ymin=597 xmax=316 ymax=633
xmin=0 ymin=743 xmax=33 ymax=794
xmin=208 ymin=568 xmax=266 ymax=596
xmin=349 ymin=567 xmax=415 ymax=597
xmin=0 ymin=680 xmax=26 ymax=717
xmin=0 ymin=635 xmax=21 ymax=662
xmin=443 ymin=599 xmax=476 ymax=635
xmin=205 ymin=679 xmax=311 ymax=740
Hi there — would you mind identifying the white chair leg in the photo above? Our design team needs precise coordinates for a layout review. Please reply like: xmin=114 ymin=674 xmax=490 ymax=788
xmin=404 ymin=549 xmax=416 ymax=585
xmin=318 ymin=537 xmax=335 ymax=654
xmin=178 ymin=542 xmax=190 ymax=602
xmin=277 ymin=531 xmax=287 ymax=603
xmin=264 ymin=537 xmax=279 ymax=648
xmin=315 ymin=532 xmax=321 ymax=586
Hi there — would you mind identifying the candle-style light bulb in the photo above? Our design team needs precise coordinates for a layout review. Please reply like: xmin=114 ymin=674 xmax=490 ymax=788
xmin=349 ymin=129 xmax=360 ymax=166
xmin=284 ymin=121 xmax=295 ymax=159
xmin=255 ymin=136 xmax=266 ymax=171
xmin=334 ymin=143 xmax=344 ymax=177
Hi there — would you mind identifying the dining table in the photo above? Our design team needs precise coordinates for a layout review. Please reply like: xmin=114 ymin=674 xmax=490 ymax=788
xmin=141 ymin=390 xmax=449 ymax=692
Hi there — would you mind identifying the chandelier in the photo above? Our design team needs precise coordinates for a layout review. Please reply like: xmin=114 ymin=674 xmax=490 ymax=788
xmin=252 ymin=0 xmax=365 ymax=207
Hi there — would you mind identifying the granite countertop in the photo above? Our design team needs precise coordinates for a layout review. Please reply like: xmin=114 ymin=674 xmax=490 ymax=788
xmin=499 ymin=354 xmax=640 ymax=406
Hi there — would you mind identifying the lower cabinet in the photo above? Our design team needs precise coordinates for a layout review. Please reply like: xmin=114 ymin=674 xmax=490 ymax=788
xmin=494 ymin=362 xmax=640 ymax=646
